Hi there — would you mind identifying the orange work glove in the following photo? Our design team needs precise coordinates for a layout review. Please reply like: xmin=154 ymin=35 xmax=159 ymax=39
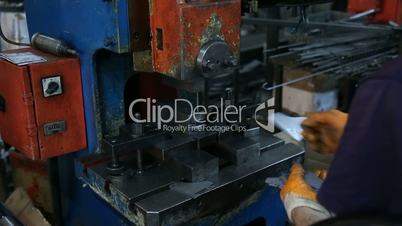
xmin=301 ymin=109 xmax=348 ymax=154
xmin=280 ymin=163 xmax=316 ymax=202
xmin=314 ymin=169 xmax=328 ymax=180
xmin=280 ymin=164 xmax=332 ymax=222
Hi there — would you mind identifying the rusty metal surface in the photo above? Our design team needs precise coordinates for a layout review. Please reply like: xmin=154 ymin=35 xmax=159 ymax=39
xmin=0 ymin=52 xmax=39 ymax=159
xmin=130 ymin=0 xmax=153 ymax=72
xmin=133 ymin=0 xmax=241 ymax=80
xmin=0 ymin=48 xmax=87 ymax=160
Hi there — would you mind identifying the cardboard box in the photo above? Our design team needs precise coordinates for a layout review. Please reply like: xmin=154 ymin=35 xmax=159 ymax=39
xmin=283 ymin=66 xmax=338 ymax=92
xmin=282 ymin=85 xmax=338 ymax=116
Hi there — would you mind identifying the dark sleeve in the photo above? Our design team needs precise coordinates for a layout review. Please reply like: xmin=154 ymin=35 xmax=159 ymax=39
xmin=317 ymin=77 xmax=402 ymax=216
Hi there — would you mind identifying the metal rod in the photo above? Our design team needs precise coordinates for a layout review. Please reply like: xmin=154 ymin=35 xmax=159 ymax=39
xmin=136 ymin=149 xmax=143 ymax=173
xmin=111 ymin=148 xmax=120 ymax=167
xmin=196 ymin=139 xmax=201 ymax=151
xmin=242 ymin=17 xmax=399 ymax=33
xmin=263 ymin=50 xmax=395 ymax=91
xmin=347 ymin=8 xmax=378 ymax=21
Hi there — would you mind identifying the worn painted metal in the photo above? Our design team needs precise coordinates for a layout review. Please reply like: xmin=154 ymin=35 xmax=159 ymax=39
xmin=133 ymin=0 xmax=241 ymax=80
xmin=21 ymin=0 xmax=288 ymax=225
xmin=0 ymin=48 xmax=86 ymax=159
xmin=23 ymin=0 xmax=133 ymax=225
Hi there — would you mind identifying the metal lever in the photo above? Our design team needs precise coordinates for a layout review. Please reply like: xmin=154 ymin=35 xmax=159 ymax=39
xmin=347 ymin=9 xmax=378 ymax=22
xmin=0 ymin=96 xmax=5 ymax=112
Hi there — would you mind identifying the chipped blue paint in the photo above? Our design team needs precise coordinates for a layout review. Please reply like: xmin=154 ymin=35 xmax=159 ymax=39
xmin=23 ymin=0 xmax=132 ymax=225
xmin=22 ymin=1 xmax=288 ymax=225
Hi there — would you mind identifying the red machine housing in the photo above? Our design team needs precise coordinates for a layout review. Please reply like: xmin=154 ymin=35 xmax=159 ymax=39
xmin=0 ymin=49 xmax=87 ymax=160
xmin=132 ymin=0 xmax=241 ymax=80
xmin=348 ymin=0 xmax=402 ymax=24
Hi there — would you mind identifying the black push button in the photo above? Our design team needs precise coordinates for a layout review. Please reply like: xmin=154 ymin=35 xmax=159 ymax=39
xmin=46 ymin=82 xmax=60 ymax=95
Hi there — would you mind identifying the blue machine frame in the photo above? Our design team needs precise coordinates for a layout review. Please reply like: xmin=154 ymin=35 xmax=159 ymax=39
xmin=23 ymin=1 xmax=288 ymax=225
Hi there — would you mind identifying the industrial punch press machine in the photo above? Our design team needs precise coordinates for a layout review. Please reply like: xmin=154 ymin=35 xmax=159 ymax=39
xmin=0 ymin=0 xmax=306 ymax=225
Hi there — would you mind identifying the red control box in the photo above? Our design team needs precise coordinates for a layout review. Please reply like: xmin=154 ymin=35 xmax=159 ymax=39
xmin=0 ymin=48 xmax=87 ymax=160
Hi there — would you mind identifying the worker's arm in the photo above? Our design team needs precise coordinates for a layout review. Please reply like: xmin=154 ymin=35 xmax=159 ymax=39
xmin=301 ymin=110 xmax=348 ymax=154
xmin=281 ymin=164 xmax=333 ymax=226
xmin=318 ymin=57 xmax=402 ymax=215
xmin=293 ymin=57 xmax=402 ymax=218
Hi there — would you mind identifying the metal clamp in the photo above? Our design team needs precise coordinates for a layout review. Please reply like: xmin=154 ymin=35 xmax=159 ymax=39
xmin=197 ymin=41 xmax=239 ymax=78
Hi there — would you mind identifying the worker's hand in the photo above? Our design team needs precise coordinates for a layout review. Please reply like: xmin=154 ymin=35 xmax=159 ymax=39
xmin=280 ymin=164 xmax=316 ymax=202
xmin=314 ymin=169 xmax=328 ymax=180
xmin=281 ymin=164 xmax=333 ymax=222
xmin=301 ymin=110 xmax=348 ymax=154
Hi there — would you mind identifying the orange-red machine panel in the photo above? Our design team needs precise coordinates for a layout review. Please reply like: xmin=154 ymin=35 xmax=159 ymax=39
xmin=0 ymin=59 xmax=39 ymax=158
xmin=132 ymin=0 xmax=241 ymax=80
xmin=0 ymin=48 xmax=86 ymax=160
xmin=348 ymin=0 xmax=402 ymax=24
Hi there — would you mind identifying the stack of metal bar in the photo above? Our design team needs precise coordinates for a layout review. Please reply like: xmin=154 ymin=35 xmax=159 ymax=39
xmin=267 ymin=31 xmax=400 ymax=90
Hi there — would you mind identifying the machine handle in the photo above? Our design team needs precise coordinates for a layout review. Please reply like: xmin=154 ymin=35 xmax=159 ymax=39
xmin=0 ymin=95 xmax=5 ymax=112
